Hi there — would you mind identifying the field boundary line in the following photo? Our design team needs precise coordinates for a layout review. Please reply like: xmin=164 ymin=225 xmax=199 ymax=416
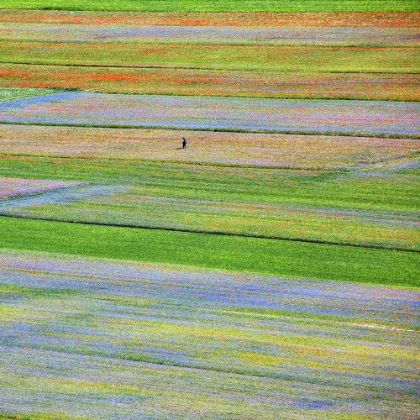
xmin=4 ymin=62 xmax=420 ymax=77
xmin=1 ymin=60 xmax=420 ymax=75
xmin=1 ymin=213 xmax=418 ymax=254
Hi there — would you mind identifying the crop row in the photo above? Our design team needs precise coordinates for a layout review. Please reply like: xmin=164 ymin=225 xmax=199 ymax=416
xmin=3 ymin=184 xmax=418 ymax=251
xmin=3 ymin=215 xmax=419 ymax=287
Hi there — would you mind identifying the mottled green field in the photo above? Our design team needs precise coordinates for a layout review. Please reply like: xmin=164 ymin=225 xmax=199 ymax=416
xmin=0 ymin=153 xmax=419 ymax=253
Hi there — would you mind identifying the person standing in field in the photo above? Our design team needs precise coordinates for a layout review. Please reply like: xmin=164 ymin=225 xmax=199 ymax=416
xmin=182 ymin=137 xmax=187 ymax=149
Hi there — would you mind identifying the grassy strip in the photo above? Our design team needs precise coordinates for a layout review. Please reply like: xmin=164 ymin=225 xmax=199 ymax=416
xmin=0 ymin=216 xmax=418 ymax=287
xmin=2 ymin=0 xmax=419 ymax=12
xmin=0 ymin=414 xmax=89 ymax=420
xmin=219 ymin=307 xmax=420 ymax=330
xmin=0 ymin=154 xmax=417 ymax=253
xmin=2 ymin=212 xmax=418 ymax=253
xmin=1 ymin=43 xmax=418 ymax=73
xmin=0 ymin=155 xmax=417 ymax=213
xmin=0 ymin=152 xmax=325 ymax=170
xmin=1 ymin=121 xmax=418 ymax=140
xmin=2 ymin=10 xmax=419 ymax=27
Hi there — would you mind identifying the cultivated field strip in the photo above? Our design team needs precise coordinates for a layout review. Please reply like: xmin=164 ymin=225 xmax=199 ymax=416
xmin=1 ymin=124 xmax=419 ymax=167
xmin=2 ymin=41 xmax=418 ymax=73
xmin=2 ymin=10 xmax=420 ymax=27
xmin=0 ymin=249 xmax=419 ymax=419
xmin=3 ymin=65 xmax=419 ymax=101
xmin=1 ymin=0 xmax=419 ymax=12
xmin=1 ymin=179 xmax=419 ymax=251
xmin=1 ymin=10 xmax=417 ymax=101
xmin=0 ymin=92 xmax=418 ymax=137
xmin=2 ymin=22 xmax=419 ymax=46
xmin=0 ymin=147 xmax=418 ymax=252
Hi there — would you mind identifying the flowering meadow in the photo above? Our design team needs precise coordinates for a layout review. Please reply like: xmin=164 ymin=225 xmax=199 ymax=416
xmin=1 ymin=124 xmax=419 ymax=167
xmin=1 ymin=10 xmax=419 ymax=100
xmin=0 ymin=2 xmax=419 ymax=420
xmin=0 ymin=92 xmax=419 ymax=137
xmin=3 ymin=64 xmax=419 ymax=101
xmin=2 ymin=41 xmax=417 ymax=73
xmin=0 ymin=249 xmax=419 ymax=419
xmin=2 ymin=22 xmax=419 ymax=45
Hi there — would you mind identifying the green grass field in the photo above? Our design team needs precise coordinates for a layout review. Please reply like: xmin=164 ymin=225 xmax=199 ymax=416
xmin=2 ymin=0 xmax=420 ymax=11
xmin=0 ymin=153 xmax=419 ymax=253
xmin=0 ymin=216 xmax=418 ymax=287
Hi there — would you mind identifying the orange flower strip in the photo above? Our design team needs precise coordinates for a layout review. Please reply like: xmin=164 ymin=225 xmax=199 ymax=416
xmin=1 ymin=64 xmax=419 ymax=101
